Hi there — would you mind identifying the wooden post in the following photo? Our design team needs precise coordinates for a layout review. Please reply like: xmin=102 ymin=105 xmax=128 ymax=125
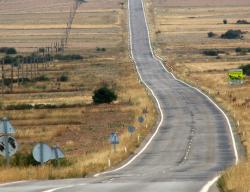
xmin=25 ymin=57 xmax=28 ymax=79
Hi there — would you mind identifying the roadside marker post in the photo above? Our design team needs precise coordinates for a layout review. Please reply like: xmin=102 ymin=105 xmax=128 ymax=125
xmin=138 ymin=116 xmax=145 ymax=130
xmin=138 ymin=116 xmax=145 ymax=124
xmin=128 ymin=125 xmax=136 ymax=136
xmin=108 ymin=159 xmax=111 ymax=167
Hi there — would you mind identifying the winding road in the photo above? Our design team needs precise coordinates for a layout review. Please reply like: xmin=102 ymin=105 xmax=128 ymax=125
xmin=0 ymin=0 xmax=238 ymax=191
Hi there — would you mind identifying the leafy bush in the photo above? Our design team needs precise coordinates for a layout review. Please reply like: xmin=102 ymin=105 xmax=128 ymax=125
xmin=6 ymin=48 xmax=17 ymax=54
xmin=0 ymin=47 xmax=8 ymax=53
xmin=236 ymin=20 xmax=250 ymax=24
xmin=239 ymin=64 xmax=250 ymax=76
xmin=11 ymin=152 xmax=39 ymax=166
xmin=223 ymin=19 xmax=228 ymax=24
xmin=208 ymin=32 xmax=217 ymax=38
xmin=203 ymin=49 xmax=220 ymax=56
xmin=0 ymin=47 xmax=17 ymax=54
xmin=221 ymin=30 xmax=243 ymax=39
xmin=3 ymin=55 xmax=16 ymax=64
xmin=93 ymin=86 xmax=117 ymax=104
xmin=96 ymin=47 xmax=106 ymax=52
xmin=58 ymin=73 xmax=69 ymax=82
xmin=35 ymin=74 xmax=49 ymax=82
xmin=3 ymin=54 xmax=52 ymax=65
xmin=54 ymin=54 xmax=83 ymax=61
xmin=5 ymin=104 xmax=33 ymax=110
xmin=235 ymin=47 xmax=250 ymax=53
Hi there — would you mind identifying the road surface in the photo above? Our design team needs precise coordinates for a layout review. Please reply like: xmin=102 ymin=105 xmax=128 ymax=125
xmin=0 ymin=0 xmax=237 ymax=191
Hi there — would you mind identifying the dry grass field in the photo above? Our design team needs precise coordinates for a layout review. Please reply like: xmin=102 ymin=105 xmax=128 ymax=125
xmin=0 ymin=0 xmax=157 ymax=182
xmin=146 ymin=0 xmax=250 ymax=191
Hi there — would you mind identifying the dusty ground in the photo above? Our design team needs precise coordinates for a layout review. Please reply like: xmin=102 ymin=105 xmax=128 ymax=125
xmin=0 ymin=0 xmax=157 ymax=181
xmin=146 ymin=0 xmax=250 ymax=191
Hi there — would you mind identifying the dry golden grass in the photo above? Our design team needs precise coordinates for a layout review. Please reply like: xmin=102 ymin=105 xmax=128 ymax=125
xmin=146 ymin=0 xmax=250 ymax=191
xmin=0 ymin=0 xmax=157 ymax=182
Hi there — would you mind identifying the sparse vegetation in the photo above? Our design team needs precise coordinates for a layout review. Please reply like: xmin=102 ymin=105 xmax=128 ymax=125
xmin=208 ymin=32 xmax=217 ymax=38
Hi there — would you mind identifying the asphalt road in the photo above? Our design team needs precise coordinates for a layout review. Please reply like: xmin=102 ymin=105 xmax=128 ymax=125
xmin=0 ymin=0 xmax=237 ymax=191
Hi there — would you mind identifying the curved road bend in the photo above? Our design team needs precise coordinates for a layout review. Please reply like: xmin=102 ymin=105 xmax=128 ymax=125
xmin=0 ymin=0 xmax=236 ymax=191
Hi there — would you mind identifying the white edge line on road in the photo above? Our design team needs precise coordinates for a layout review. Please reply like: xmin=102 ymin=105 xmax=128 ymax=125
xmin=97 ymin=0 xmax=239 ymax=191
xmin=139 ymin=1 xmax=239 ymax=192
xmin=1 ymin=0 xmax=238 ymax=191
xmin=0 ymin=181 xmax=28 ymax=187
xmin=42 ymin=184 xmax=87 ymax=192
xmin=42 ymin=185 xmax=74 ymax=192
xmin=94 ymin=0 xmax=165 ymax=177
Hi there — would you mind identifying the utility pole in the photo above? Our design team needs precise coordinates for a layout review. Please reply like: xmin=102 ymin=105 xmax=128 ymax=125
xmin=30 ymin=57 xmax=33 ymax=80
xmin=61 ymin=0 xmax=85 ymax=53
xmin=17 ymin=59 xmax=20 ymax=86
xmin=42 ymin=48 xmax=46 ymax=72
xmin=25 ymin=57 xmax=28 ymax=79
xmin=1 ymin=59 xmax=4 ymax=96
xmin=21 ymin=58 xmax=24 ymax=84
xmin=10 ymin=63 xmax=13 ymax=93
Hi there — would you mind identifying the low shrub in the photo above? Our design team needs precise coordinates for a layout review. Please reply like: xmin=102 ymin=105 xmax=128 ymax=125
xmin=3 ymin=54 xmax=53 ymax=65
xmin=208 ymin=32 xmax=217 ymax=38
xmin=34 ymin=75 xmax=49 ymax=82
xmin=235 ymin=47 xmax=250 ymax=53
xmin=0 ymin=47 xmax=17 ymax=54
xmin=10 ymin=152 xmax=39 ymax=166
xmin=5 ymin=104 xmax=33 ymax=110
xmin=54 ymin=54 xmax=83 ymax=61
xmin=221 ymin=30 xmax=244 ymax=39
xmin=93 ymin=86 xmax=117 ymax=104
xmin=236 ymin=20 xmax=250 ymax=24
xmin=239 ymin=64 xmax=250 ymax=76
xmin=223 ymin=19 xmax=228 ymax=24
xmin=203 ymin=49 xmax=222 ymax=56
xmin=58 ymin=73 xmax=69 ymax=82
xmin=5 ymin=103 xmax=82 ymax=110
xmin=96 ymin=47 xmax=106 ymax=52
